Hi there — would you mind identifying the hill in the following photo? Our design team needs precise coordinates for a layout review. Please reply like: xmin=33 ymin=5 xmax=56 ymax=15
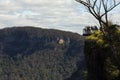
xmin=0 ymin=27 xmax=85 ymax=80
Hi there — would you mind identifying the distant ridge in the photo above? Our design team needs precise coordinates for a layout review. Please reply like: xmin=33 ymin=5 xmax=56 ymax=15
xmin=0 ymin=26 xmax=85 ymax=80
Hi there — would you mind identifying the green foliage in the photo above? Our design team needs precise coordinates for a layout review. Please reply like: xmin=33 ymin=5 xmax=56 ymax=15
xmin=116 ymin=30 xmax=120 ymax=34
xmin=87 ymin=31 xmax=108 ymax=47
xmin=85 ymin=25 xmax=120 ymax=80
xmin=105 ymin=57 xmax=120 ymax=80
xmin=83 ymin=70 xmax=88 ymax=80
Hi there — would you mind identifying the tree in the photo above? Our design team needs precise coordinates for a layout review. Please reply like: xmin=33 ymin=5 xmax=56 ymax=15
xmin=76 ymin=1 xmax=120 ymax=79
xmin=75 ymin=0 xmax=120 ymax=33
xmin=76 ymin=0 xmax=120 ymax=56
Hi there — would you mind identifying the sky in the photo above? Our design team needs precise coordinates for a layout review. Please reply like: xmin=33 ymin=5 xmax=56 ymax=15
xmin=0 ymin=0 xmax=120 ymax=34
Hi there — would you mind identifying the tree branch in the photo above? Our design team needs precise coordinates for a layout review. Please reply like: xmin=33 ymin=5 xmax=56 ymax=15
xmin=101 ymin=2 xmax=120 ymax=17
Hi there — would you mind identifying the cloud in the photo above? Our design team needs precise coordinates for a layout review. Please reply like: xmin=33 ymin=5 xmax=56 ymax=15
xmin=0 ymin=0 xmax=119 ymax=34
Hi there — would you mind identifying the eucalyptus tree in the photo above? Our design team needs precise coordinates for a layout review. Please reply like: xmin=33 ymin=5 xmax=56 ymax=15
xmin=76 ymin=1 xmax=120 ymax=78
xmin=76 ymin=0 xmax=120 ymax=33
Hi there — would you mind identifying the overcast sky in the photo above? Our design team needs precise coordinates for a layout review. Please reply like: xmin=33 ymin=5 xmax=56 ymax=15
xmin=0 ymin=0 xmax=120 ymax=34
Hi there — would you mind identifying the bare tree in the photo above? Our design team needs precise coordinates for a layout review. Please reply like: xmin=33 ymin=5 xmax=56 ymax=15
xmin=76 ymin=0 xmax=120 ymax=33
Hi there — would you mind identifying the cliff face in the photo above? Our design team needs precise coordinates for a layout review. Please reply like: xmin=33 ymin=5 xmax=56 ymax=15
xmin=0 ymin=27 xmax=85 ymax=80
xmin=84 ymin=40 xmax=109 ymax=80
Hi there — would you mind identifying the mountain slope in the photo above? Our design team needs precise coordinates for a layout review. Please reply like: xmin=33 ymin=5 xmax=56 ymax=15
xmin=0 ymin=27 xmax=85 ymax=80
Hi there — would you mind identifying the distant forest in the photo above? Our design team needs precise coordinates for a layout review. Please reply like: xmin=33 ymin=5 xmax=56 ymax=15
xmin=0 ymin=27 xmax=85 ymax=80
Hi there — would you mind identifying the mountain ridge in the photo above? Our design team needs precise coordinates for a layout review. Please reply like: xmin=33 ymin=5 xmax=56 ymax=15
xmin=0 ymin=27 xmax=85 ymax=80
